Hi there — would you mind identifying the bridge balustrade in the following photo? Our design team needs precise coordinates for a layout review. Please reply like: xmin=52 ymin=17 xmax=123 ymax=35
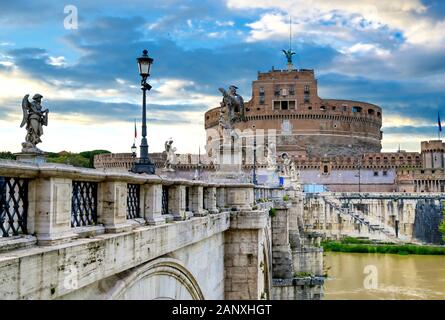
xmin=0 ymin=159 xmax=261 ymax=247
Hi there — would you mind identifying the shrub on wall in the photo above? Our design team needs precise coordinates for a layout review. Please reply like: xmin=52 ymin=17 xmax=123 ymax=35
xmin=269 ymin=208 xmax=277 ymax=217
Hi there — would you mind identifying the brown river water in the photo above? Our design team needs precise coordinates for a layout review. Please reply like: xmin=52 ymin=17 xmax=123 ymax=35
xmin=323 ymin=252 xmax=445 ymax=300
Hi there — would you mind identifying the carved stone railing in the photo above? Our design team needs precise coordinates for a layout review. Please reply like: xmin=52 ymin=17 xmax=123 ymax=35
xmin=0 ymin=159 xmax=257 ymax=247
xmin=254 ymin=185 xmax=285 ymax=203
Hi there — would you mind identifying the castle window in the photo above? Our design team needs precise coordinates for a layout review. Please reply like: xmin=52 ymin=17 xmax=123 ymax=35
xmin=304 ymin=85 xmax=310 ymax=94
xmin=281 ymin=101 xmax=288 ymax=110
xmin=273 ymin=101 xmax=280 ymax=110
xmin=273 ymin=100 xmax=296 ymax=111
xmin=289 ymin=86 xmax=295 ymax=95
xmin=281 ymin=88 xmax=288 ymax=96
xmin=274 ymin=86 xmax=280 ymax=96
xmin=304 ymin=94 xmax=310 ymax=103
xmin=352 ymin=106 xmax=362 ymax=113
xmin=342 ymin=105 xmax=347 ymax=111
xmin=368 ymin=109 xmax=375 ymax=115
xmin=377 ymin=112 xmax=381 ymax=117
xmin=320 ymin=105 xmax=327 ymax=111
xmin=332 ymin=106 xmax=336 ymax=111
xmin=259 ymin=96 xmax=265 ymax=104
xmin=259 ymin=87 xmax=265 ymax=95
xmin=374 ymin=171 xmax=379 ymax=176
xmin=383 ymin=171 xmax=388 ymax=176
xmin=323 ymin=165 xmax=329 ymax=174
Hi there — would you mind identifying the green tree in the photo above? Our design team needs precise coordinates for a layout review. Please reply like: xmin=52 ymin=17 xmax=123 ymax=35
xmin=0 ymin=151 xmax=16 ymax=160
xmin=79 ymin=150 xmax=111 ymax=168
xmin=46 ymin=152 xmax=90 ymax=167
xmin=45 ymin=150 xmax=111 ymax=168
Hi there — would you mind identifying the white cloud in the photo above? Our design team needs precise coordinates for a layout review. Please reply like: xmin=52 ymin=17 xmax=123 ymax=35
xmin=0 ymin=61 xmax=14 ymax=67
xmin=47 ymin=56 xmax=67 ymax=67
xmin=216 ymin=20 xmax=235 ymax=27
xmin=229 ymin=0 xmax=445 ymax=46
xmin=341 ymin=43 xmax=390 ymax=57
xmin=208 ymin=31 xmax=227 ymax=38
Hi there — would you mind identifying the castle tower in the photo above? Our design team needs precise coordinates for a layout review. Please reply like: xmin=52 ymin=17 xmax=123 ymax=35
xmin=421 ymin=140 xmax=445 ymax=170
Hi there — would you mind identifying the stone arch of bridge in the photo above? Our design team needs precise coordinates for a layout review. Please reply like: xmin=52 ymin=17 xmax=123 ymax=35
xmin=104 ymin=257 xmax=204 ymax=300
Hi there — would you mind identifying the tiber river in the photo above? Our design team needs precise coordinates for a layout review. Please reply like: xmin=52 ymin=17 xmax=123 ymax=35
xmin=323 ymin=252 xmax=445 ymax=300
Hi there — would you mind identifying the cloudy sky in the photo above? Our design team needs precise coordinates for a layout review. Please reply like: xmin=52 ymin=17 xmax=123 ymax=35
xmin=0 ymin=0 xmax=444 ymax=154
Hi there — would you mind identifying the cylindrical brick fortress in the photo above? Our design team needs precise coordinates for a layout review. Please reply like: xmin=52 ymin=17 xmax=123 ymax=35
xmin=205 ymin=68 xmax=382 ymax=157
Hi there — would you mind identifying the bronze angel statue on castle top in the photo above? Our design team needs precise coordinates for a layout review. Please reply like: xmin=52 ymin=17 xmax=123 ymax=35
xmin=20 ymin=93 xmax=49 ymax=152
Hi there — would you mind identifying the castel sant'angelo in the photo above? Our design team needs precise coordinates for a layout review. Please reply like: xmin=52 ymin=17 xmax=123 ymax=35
xmin=95 ymin=52 xmax=445 ymax=193
xmin=204 ymin=65 xmax=382 ymax=158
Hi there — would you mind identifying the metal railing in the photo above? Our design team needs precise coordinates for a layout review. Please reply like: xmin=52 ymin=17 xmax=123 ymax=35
xmin=0 ymin=177 xmax=28 ymax=237
xmin=71 ymin=181 xmax=98 ymax=227
xmin=162 ymin=185 xmax=169 ymax=215
xmin=127 ymin=184 xmax=140 ymax=219
xmin=185 ymin=187 xmax=190 ymax=211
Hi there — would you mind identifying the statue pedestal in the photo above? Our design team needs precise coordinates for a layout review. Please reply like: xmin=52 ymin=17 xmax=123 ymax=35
xmin=209 ymin=141 xmax=248 ymax=182
xmin=15 ymin=152 xmax=47 ymax=164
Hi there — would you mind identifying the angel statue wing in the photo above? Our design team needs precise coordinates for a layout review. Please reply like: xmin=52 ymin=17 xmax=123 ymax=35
xmin=20 ymin=94 xmax=30 ymax=128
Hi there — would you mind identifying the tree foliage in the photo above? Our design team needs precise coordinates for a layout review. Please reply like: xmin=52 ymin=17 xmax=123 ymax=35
xmin=0 ymin=152 xmax=16 ymax=160
xmin=46 ymin=150 xmax=111 ymax=168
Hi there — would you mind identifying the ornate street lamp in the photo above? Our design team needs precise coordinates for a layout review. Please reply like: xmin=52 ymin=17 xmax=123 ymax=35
xmin=131 ymin=50 xmax=156 ymax=174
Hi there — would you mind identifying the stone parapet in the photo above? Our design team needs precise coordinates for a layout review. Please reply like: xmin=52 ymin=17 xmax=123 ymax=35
xmin=0 ymin=212 xmax=230 ymax=299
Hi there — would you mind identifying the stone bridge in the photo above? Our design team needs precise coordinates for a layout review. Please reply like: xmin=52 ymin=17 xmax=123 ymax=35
xmin=0 ymin=160 xmax=323 ymax=300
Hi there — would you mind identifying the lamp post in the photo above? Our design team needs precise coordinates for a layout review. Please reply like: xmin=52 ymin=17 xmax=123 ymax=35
xmin=131 ymin=49 xmax=155 ymax=174
xmin=253 ymin=134 xmax=258 ymax=185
